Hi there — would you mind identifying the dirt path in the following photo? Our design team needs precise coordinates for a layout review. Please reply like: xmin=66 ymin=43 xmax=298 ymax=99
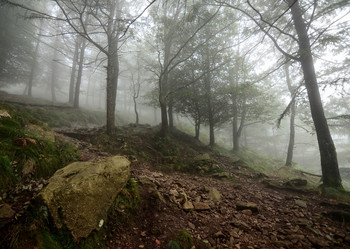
xmin=55 ymin=128 xmax=350 ymax=249
xmin=104 ymin=160 xmax=350 ymax=249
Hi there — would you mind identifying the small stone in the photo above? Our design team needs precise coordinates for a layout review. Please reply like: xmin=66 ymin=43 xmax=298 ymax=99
xmin=170 ymin=189 xmax=179 ymax=197
xmin=22 ymin=158 xmax=36 ymax=175
xmin=229 ymin=218 xmax=250 ymax=232
xmin=193 ymin=202 xmax=210 ymax=211
xmin=295 ymin=199 xmax=307 ymax=208
xmin=241 ymin=209 xmax=252 ymax=216
xmin=188 ymin=222 xmax=196 ymax=230
xmin=183 ymin=201 xmax=194 ymax=211
xmin=0 ymin=110 xmax=11 ymax=118
xmin=208 ymin=187 xmax=221 ymax=202
xmin=214 ymin=231 xmax=225 ymax=238
xmin=236 ymin=201 xmax=259 ymax=213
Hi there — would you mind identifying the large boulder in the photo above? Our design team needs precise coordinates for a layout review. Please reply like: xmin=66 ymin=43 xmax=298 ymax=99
xmin=36 ymin=156 xmax=130 ymax=240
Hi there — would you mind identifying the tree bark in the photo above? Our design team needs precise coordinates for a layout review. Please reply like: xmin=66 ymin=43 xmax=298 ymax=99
xmin=159 ymin=29 xmax=172 ymax=137
xmin=232 ymin=104 xmax=246 ymax=152
xmin=195 ymin=120 xmax=200 ymax=140
xmin=73 ymin=37 xmax=87 ymax=108
xmin=27 ymin=20 xmax=43 ymax=97
xmin=50 ymin=37 xmax=59 ymax=102
xmin=168 ymin=95 xmax=174 ymax=129
xmin=105 ymin=0 xmax=120 ymax=135
xmin=284 ymin=62 xmax=295 ymax=166
xmin=106 ymin=45 xmax=119 ymax=135
xmin=69 ymin=36 xmax=79 ymax=104
xmin=288 ymin=0 xmax=342 ymax=188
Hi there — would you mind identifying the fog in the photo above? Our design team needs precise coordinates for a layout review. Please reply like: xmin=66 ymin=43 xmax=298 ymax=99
xmin=1 ymin=0 xmax=349 ymax=183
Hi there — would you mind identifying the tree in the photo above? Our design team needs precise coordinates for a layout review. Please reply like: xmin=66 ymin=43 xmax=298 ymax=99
xmin=4 ymin=0 xmax=156 ymax=134
xmin=148 ymin=0 xmax=220 ymax=137
xmin=0 ymin=3 xmax=36 ymax=86
xmin=284 ymin=61 xmax=296 ymax=166
xmin=26 ymin=19 xmax=44 ymax=97
xmin=216 ymin=0 xmax=343 ymax=188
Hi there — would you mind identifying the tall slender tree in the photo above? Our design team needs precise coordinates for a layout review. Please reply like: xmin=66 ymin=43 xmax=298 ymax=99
xmin=216 ymin=0 xmax=343 ymax=188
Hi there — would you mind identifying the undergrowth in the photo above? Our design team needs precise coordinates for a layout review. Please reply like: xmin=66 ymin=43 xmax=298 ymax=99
xmin=0 ymin=104 xmax=78 ymax=193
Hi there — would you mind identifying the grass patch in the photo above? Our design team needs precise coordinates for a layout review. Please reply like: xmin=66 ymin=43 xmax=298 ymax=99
xmin=0 ymin=104 xmax=78 ymax=193
xmin=322 ymin=186 xmax=350 ymax=203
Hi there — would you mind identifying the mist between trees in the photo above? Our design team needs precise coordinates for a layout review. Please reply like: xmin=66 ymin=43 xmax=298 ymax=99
xmin=1 ymin=0 xmax=350 ymax=189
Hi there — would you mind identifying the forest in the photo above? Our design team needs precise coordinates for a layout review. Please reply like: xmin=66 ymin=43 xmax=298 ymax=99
xmin=0 ymin=0 xmax=350 ymax=248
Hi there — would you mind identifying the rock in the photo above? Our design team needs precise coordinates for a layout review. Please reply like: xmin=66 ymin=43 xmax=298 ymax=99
xmin=241 ymin=209 xmax=253 ymax=216
xmin=295 ymin=199 xmax=307 ymax=208
xmin=183 ymin=201 xmax=194 ymax=211
xmin=36 ymin=156 xmax=130 ymax=240
xmin=0 ymin=204 xmax=16 ymax=228
xmin=0 ymin=109 xmax=11 ymax=118
xmin=295 ymin=218 xmax=313 ymax=227
xmin=211 ymin=172 xmax=230 ymax=179
xmin=188 ymin=222 xmax=195 ymax=230
xmin=22 ymin=158 xmax=36 ymax=175
xmin=236 ymin=201 xmax=259 ymax=213
xmin=229 ymin=219 xmax=250 ymax=232
xmin=208 ymin=187 xmax=221 ymax=202
xmin=193 ymin=202 xmax=210 ymax=211
xmin=170 ymin=189 xmax=179 ymax=197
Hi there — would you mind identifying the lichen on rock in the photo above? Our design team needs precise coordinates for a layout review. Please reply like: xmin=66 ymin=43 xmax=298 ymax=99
xmin=36 ymin=156 xmax=130 ymax=240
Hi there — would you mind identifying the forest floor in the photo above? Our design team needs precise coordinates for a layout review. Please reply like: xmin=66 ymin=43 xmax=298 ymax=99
xmin=54 ymin=126 xmax=350 ymax=249
xmin=0 ymin=93 xmax=350 ymax=249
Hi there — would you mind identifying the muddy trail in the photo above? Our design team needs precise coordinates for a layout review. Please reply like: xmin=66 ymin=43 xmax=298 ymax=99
xmin=55 ymin=126 xmax=350 ymax=249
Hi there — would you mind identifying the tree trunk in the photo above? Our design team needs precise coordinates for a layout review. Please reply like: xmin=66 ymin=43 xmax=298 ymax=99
xmin=73 ymin=37 xmax=87 ymax=108
xmin=195 ymin=118 xmax=200 ymax=140
xmin=159 ymin=40 xmax=171 ymax=137
xmin=105 ymin=0 xmax=120 ymax=135
xmin=50 ymin=38 xmax=58 ymax=102
xmin=27 ymin=20 xmax=43 ymax=97
xmin=159 ymin=93 xmax=169 ymax=137
xmin=232 ymin=103 xmax=246 ymax=152
xmin=69 ymin=36 xmax=80 ymax=104
xmin=133 ymin=96 xmax=139 ymax=125
xmin=106 ymin=48 xmax=119 ymax=135
xmin=288 ymin=0 xmax=342 ymax=188
xmin=168 ymin=95 xmax=174 ymax=129
xmin=284 ymin=62 xmax=295 ymax=166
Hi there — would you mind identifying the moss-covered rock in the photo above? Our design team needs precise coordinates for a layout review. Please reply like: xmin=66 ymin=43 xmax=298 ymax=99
xmin=35 ymin=156 xmax=130 ymax=240
xmin=168 ymin=230 xmax=193 ymax=249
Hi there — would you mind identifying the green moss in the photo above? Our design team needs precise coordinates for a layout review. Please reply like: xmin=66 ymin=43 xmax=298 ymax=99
xmin=168 ymin=230 xmax=193 ymax=249
xmin=154 ymin=136 xmax=181 ymax=156
xmin=37 ymin=230 xmax=62 ymax=249
xmin=0 ymin=104 xmax=79 ymax=193
xmin=168 ymin=240 xmax=182 ymax=249
xmin=0 ymin=155 xmax=17 ymax=191
xmin=322 ymin=186 xmax=350 ymax=203
xmin=112 ymin=178 xmax=141 ymax=225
